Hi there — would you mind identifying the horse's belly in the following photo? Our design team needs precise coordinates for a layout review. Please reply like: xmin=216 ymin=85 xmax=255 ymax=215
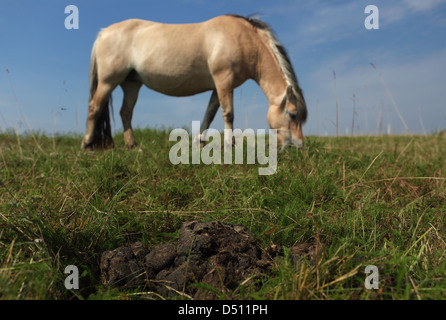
xmin=137 ymin=68 xmax=215 ymax=97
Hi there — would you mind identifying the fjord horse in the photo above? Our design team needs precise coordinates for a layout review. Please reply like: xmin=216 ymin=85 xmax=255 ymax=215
xmin=81 ymin=14 xmax=307 ymax=150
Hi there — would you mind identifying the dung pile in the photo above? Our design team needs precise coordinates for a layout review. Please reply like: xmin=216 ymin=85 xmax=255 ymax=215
xmin=100 ymin=220 xmax=282 ymax=299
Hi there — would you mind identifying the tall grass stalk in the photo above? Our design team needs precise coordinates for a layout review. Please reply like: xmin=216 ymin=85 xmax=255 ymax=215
xmin=371 ymin=63 xmax=409 ymax=133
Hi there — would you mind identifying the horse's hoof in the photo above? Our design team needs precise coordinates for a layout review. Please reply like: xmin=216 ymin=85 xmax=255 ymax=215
xmin=81 ymin=141 xmax=93 ymax=150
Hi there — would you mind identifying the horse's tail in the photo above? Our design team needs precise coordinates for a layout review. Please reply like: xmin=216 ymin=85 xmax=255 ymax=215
xmin=89 ymin=34 xmax=113 ymax=149
xmin=89 ymin=39 xmax=99 ymax=102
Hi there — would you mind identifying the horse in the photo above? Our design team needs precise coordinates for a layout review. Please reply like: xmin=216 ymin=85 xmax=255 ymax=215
xmin=81 ymin=14 xmax=307 ymax=150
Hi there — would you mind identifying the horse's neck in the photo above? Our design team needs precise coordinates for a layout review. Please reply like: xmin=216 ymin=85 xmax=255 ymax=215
xmin=254 ymin=41 xmax=288 ymax=106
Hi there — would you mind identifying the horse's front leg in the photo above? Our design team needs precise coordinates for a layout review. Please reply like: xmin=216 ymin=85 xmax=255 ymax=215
xmin=217 ymin=88 xmax=235 ymax=149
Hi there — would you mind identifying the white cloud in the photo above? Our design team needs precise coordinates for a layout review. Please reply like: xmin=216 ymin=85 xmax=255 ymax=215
xmin=378 ymin=0 xmax=446 ymax=26
xmin=403 ymin=0 xmax=446 ymax=12
xmin=286 ymin=1 xmax=364 ymax=46
xmin=266 ymin=0 xmax=446 ymax=47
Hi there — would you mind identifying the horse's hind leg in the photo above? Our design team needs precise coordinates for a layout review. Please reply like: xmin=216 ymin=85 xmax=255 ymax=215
xmin=198 ymin=90 xmax=220 ymax=146
xmin=82 ymin=82 xmax=116 ymax=149
xmin=120 ymin=79 xmax=142 ymax=149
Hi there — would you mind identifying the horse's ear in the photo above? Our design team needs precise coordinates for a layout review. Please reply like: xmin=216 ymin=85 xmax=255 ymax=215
xmin=286 ymin=86 xmax=293 ymax=99
xmin=280 ymin=86 xmax=293 ymax=109
xmin=280 ymin=94 xmax=287 ymax=109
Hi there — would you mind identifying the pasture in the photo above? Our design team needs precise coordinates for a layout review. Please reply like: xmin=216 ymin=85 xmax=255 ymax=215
xmin=0 ymin=129 xmax=445 ymax=299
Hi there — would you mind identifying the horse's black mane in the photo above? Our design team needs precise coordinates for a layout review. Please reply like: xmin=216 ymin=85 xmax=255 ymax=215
xmin=227 ymin=14 xmax=271 ymax=31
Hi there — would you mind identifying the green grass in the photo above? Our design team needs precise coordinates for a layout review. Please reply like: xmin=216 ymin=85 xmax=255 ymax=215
xmin=1 ymin=129 xmax=445 ymax=300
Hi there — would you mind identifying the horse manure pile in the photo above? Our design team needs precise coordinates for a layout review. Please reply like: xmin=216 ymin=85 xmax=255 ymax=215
xmin=100 ymin=220 xmax=317 ymax=299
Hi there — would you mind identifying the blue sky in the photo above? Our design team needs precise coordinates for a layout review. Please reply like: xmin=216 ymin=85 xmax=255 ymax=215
xmin=1 ymin=0 xmax=445 ymax=137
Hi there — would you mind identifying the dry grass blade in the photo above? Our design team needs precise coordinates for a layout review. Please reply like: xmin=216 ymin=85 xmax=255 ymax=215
xmin=319 ymin=266 xmax=360 ymax=290
xmin=345 ymin=151 xmax=383 ymax=201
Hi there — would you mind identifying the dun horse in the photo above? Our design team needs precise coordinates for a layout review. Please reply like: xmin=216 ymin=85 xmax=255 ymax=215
xmin=81 ymin=14 xmax=307 ymax=150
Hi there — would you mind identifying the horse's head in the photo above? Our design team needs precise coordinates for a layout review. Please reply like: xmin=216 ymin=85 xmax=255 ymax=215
xmin=267 ymin=86 xmax=307 ymax=150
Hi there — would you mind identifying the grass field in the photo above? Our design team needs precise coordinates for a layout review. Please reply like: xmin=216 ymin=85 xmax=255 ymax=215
xmin=0 ymin=128 xmax=445 ymax=300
